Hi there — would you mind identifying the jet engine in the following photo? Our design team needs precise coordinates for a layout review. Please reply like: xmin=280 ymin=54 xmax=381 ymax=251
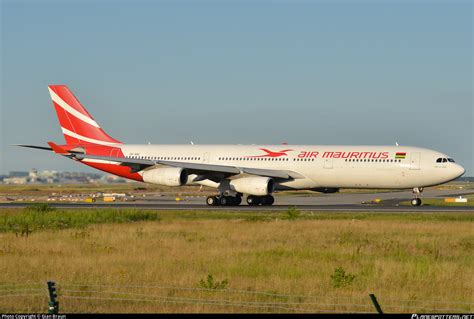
xmin=229 ymin=176 xmax=274 ymax=196
xmin=142 ymin=167 xmax=187 ymax=186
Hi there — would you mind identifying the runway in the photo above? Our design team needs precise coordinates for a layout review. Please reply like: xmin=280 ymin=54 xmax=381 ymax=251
xmin=2 ymin=188 xmax=473 ymax=212
xmin=1 ymin=201 xmax=473 ymax=212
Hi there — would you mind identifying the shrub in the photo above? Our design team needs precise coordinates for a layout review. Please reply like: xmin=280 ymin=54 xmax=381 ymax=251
xmin=330 ymin=267 xmax=355 ymax=288
xmin=199 ymin=273 xmax=229 ymax=290
xmin=25 ymin=203 xmax=56 ymax=213
xmin=286 ymin=206 xmax=300 ymax=220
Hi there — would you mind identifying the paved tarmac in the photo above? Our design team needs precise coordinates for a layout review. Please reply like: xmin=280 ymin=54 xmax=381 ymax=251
xmin=1 ymin=188 xmax=473 ymax=212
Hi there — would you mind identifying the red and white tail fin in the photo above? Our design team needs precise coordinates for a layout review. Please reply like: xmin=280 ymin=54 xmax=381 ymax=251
xmin=48 ymin=85 xmax=122 ymax=146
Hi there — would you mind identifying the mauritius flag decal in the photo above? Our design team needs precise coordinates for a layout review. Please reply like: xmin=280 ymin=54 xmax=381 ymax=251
xmin=395 ymin=152 xmax=406 ymax=159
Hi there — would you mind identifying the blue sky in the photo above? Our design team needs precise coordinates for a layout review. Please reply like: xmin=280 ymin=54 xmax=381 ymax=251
xmin=1 ymin=0 xmax=472 ymax=175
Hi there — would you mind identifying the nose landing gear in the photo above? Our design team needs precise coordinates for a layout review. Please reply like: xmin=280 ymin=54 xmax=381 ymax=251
xmin=411 ymin=198 xmax=422 ymax=206
xmin=411 ymin=187 xmax=423 ymax=206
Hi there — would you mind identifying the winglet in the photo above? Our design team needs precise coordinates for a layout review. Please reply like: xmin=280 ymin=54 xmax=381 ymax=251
xmin=47 ymin=142 xmax=70 ymax=155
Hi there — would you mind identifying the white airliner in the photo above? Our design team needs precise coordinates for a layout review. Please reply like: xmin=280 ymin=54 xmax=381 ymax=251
xmin=18 ymin=85 xmax=465 ymax=206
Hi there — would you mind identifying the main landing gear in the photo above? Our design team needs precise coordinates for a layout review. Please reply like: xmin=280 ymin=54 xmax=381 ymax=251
xmin=411 ymin=187 xmax=423 ymax=206
xmin=246 ymin=195 xmax=274 ymax=206
xmin=206 ymin=194 xmax=275 ymax=206
xmin=206 ymin=194 xmax=242 ymax=206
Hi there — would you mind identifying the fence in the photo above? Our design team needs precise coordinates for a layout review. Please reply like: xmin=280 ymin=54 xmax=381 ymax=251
xmin=0 ymin=281 xmax=472 ymax=313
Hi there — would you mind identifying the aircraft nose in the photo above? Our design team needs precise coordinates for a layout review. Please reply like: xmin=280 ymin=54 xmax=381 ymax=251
xmin=452 ymin=164 xmax=465 ymax=179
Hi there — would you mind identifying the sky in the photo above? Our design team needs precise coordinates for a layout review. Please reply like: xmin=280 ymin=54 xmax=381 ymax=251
xmin=0 ymin=0 xmax=472 ymax=175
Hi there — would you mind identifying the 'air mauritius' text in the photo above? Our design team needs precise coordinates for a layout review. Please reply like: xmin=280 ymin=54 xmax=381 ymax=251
xmin=298 ymin=151 xmax=390 ymax=159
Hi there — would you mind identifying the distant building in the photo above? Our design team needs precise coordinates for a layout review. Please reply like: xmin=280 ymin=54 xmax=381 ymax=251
xmin=9 ymin=171 xmax=29 ymax=177
xmin=1 ymin=169 xmax=129 ymax=184
xmin=29 ymin=169 xmax=38 ymax=183
xmin=3 ymin=176 xmax=28 ymax=184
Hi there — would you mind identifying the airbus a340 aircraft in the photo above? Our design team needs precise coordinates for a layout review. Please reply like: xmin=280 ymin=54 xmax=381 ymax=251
xmin=18 ymin=85 xmax=465 ymax=206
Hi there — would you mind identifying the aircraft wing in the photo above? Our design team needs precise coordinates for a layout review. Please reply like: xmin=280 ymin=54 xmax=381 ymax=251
xmin=15 ymin=143 xmax=305 ymax=180
xmin=73 ymin=153 xmax=303 ymax=180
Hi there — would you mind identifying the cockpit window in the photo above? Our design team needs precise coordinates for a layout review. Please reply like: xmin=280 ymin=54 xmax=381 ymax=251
xmin=437 ymin=157 xmax=455 ymax=163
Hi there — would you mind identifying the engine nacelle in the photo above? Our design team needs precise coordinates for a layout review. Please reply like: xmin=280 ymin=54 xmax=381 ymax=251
xmin=229 ymin=176 xmax=274 ymax=196
xmin=142 ymin=167 xmax=187 ymax=186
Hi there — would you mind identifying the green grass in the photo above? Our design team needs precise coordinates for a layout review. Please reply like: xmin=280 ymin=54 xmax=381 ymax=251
xmin=0 ymin=207 xmax=160 ymax=233
xmin=1 ymin=207 xmax=473 ymax=235
xmin=0 ymin=207 xmax=472 ymax=313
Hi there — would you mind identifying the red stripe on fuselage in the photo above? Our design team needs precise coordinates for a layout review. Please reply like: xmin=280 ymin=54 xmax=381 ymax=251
xmin=81 ymin=161 xmax=143 ymax=181
xmin=59 ymin=144 xmax=142 ymax=181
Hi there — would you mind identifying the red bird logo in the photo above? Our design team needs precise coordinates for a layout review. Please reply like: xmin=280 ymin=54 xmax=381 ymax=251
xmin=245 ymin=148 xmax=293 ymax=158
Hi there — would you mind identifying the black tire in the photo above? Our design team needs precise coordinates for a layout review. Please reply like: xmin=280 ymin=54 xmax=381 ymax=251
xmin=247 ymin=195 xmax=260 ymax=206
xmin=227 ymin=196 xmax=236 ymax=206
xmin=206 ymin=196 xmax=218 ymax=206
xmin=219 ymin=196 xmax=229 ymax=206
xmin=234 ymin=196 xmax=242 ymax=206
xmin=411 ymin=198 xmax=422 ymax=206
xmin=263 ymin=195 xmax=274 ymax=206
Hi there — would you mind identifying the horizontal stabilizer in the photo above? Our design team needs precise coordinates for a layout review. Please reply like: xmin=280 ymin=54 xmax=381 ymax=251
xmin=47 ymin=142 xmax=70 ymax=154
xmin=13 ymin=144 xmax=53 ymax=151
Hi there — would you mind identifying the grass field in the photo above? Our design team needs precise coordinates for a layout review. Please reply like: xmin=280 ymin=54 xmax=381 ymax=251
xmin=0 ymin=207 xmax=472 ymax=313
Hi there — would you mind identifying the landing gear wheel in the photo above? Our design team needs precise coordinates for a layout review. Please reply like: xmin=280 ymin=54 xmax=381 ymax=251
xmin=247 ymin=195 xmax=260 ymax=206
xmin=206 ymin=196 xmax=218 ymax=206
xmin=261 ymin=195 xmax=275 ymax=206
xmin=234 ymin=196 xmax=242 ymax=206
xmin=219 ymin=196 xmax=230 ymax=206
xmin=411 ymin=198 xmax=422 ymax=206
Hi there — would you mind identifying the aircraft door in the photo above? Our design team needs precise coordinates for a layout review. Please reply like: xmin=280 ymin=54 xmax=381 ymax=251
xmin=324 ymin=158 xmax=333 ymax=169
xmin=409 ymin=152 xmax=420 ymax=170
xmin=203 ymin=152 xmax=210 ymax=163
